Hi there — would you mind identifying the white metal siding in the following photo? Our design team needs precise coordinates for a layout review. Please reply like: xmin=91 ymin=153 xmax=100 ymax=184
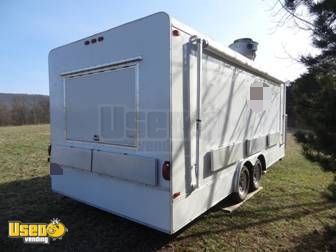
xmin=92 ymin=150 xmax=158 ymax=186
xmin=171 ymin=24 xmax=285 ymax=233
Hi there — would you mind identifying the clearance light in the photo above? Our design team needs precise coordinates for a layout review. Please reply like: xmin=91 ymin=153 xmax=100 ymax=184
xmin=172 ymin=29 xmax=180 ymax=36
xmin=173 ymin=192 xmax=181 ymax=199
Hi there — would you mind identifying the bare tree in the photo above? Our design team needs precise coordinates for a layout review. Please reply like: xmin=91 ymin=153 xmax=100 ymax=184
xmin=30 ymin=99 xmax=50 ymax=124
xmin=0 ymin=103 xmax=10 ymax=126
xmin=11 ymin=97 xmax=29 ymax=125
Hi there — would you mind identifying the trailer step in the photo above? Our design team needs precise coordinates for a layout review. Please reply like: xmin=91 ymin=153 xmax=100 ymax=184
xmin=222 ymin=187 xmax=263 ymax=213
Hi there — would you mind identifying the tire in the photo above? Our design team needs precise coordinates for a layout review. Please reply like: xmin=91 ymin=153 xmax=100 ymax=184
xmin=232 ymin=165 xmax=250 ymax=202
xmin=250 ymin=160 xmax=262 ymax=191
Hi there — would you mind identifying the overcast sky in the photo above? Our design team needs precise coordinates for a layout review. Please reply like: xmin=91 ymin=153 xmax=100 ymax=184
xmin=0 ymin=0 xmax=318 ymax=95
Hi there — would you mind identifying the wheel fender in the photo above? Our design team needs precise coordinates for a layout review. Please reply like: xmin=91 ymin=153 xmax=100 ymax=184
xmin=233 ymin=161 xmax=243 ymax=193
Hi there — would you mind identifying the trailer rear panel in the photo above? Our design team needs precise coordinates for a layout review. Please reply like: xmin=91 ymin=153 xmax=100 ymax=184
xmin=49 ymin=12 xmax=172 ymax=233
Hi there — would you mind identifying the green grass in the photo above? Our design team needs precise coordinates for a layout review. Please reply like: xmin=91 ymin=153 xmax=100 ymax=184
xmin=0 ymin=125 xmax=335 ymax=251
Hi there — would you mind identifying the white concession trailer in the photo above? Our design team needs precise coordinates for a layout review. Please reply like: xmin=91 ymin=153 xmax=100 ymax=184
xmin=49 ymin=12 xmax=286 ymax=234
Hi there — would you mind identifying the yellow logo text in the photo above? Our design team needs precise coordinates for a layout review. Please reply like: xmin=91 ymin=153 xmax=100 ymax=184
xmin=8 ymin=219 xmax=67 ymax=244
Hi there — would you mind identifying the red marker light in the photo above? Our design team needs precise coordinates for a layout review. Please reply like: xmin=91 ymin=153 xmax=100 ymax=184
xmin=172 ymin=29 xmax=180 ymax=36
xmin=173 ymin=192 xmax=181 ymax=199
xmin=162 ymin=161 xmax=170 ymax=180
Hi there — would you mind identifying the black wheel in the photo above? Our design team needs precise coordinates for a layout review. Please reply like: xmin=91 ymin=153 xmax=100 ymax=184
xmin=232 ymin=165 xmax=250 ymax=202
xmin=250 ymin=160 xmax=262 ymax=191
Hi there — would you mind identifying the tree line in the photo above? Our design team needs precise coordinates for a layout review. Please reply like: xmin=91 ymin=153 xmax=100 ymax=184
xmin=0 ymin=97 xmax=49 ymax=126
xmin=281 ymin=0 xmax=336 ymax=168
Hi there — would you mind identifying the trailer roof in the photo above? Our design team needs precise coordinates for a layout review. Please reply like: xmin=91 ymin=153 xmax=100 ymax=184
xmin=170 ymin=14 xmax=284 ymax=85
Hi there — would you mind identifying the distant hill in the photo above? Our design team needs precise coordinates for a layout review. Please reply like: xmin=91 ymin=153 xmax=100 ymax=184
xmin=0 ymin=93 xmax=49 ymax=108
xmin=0 ymin=93 xmax=49 ymax=126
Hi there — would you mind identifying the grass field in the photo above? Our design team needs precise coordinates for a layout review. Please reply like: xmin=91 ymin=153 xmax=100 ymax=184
xmin=0 ymin=124 xmax=335 ymax=251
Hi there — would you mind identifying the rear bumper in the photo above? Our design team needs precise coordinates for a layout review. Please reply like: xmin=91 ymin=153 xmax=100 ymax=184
xmin=51 ymin=167 xmax=171 ymax=233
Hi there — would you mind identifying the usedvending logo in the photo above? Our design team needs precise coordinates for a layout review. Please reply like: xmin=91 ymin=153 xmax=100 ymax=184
xmin=8 ymin=218 xmax=67 ymax=244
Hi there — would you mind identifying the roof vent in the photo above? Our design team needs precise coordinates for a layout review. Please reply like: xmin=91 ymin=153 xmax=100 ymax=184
xmin=229 ymin=38 xmax=258 ymax=61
